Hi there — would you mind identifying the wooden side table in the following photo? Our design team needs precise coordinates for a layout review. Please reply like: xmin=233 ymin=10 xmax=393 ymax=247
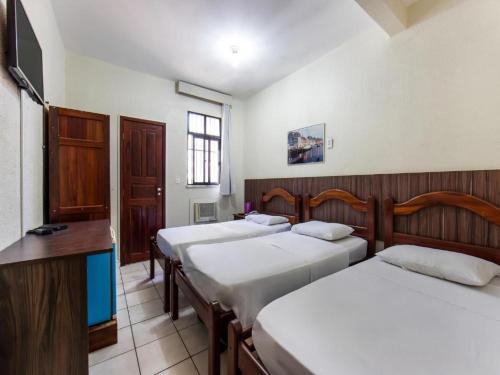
xmin=233 ymin=213 xmax=246 ymax=220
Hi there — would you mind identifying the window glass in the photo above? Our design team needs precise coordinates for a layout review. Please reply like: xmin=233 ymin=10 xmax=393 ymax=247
xmin=210 ymin=140 xmax=220 ymax=184
xmin=188 ymin=112 xmax=204 ymax=134
xmin=206 ymin=117 xmax=221 ymax=137
xmin=187 ymin=112 xmax=221 ymax=185
xmin=187 ymin=134 xmax=194 ymax=184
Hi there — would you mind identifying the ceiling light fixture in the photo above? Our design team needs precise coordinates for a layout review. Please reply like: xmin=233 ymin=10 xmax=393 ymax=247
xmin=215 ymin=33 xmax=260 ymax=68
xmin=230 ymin=45 xmax=240 ymax=68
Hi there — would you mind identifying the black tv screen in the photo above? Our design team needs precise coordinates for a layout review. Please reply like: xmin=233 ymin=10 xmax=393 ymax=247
xmin=7 ymin=0 xmax=44 ymax=104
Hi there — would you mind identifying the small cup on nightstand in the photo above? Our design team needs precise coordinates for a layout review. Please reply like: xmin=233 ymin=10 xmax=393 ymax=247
xmin=244 ymin=201 xmax=253 ymax=214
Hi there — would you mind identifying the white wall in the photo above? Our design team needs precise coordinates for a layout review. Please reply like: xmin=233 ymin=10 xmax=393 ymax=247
xmin=65 ymin=52 xmax=244 ymax=239
xmin=21 ymin=90 xmax=44 ymax=234
xmin=22 ymin=0 xmax=66 ymax=105
xmin=0 ymin=0 xmax=65 ymax=250
xmin=244 ymin=0 xmax=500 ymax=179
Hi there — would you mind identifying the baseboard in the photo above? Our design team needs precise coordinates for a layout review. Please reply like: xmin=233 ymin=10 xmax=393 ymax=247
xmin=89 ymin=318 xmax=118 ymax=352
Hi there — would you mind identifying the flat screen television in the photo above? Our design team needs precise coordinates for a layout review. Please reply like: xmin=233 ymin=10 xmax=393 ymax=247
xmin=7 ymin=0 xmax=44 ymax=105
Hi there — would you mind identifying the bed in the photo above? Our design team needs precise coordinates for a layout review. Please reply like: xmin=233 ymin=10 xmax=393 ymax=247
xmin=228 ymin=191 xmax=500 ymax=375
xmin=156 ymin=219 xmax=292 ymax=259
xmin=149 ymin=187 xmax=301 ymax=313
xmin=171 ymin=188 xmax=376 ymax=375
xmin=181 ymin=231 xmax=368 ymax=329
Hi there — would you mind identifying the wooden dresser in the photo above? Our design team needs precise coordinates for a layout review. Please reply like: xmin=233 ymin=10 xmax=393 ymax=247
xmin=0 ymin=220 xmax=113 ymax=375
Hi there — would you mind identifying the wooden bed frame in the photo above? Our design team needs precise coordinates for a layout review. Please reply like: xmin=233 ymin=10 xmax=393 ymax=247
xmin=304 ymin=188 xmax=376 ymax=256
xmin=149 ymin=187 xmax=301 ymax=313
xmin=171 ymin=188 xmax=376 ymax=375
xmin=384 ymin=191 xmax=500 ymax=264
xmin=227 ymin=190 xmax=500 ymax=375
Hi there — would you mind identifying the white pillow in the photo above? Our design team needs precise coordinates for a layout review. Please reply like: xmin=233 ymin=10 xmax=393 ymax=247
xmin=291 ymin=221 xmax=354 ymax=241
xmin=378 ymin=245 xmax=500 ymax=286
xmin=245 ymin=214 xmax=289 ymax=226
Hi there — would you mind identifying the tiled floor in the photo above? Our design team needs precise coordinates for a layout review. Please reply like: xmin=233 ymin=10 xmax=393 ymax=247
xmin=89 ymin=260 xmax=226 ymax=375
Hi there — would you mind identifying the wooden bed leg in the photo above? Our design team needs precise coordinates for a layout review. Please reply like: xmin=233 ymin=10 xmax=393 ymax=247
xmin=208 ymin=301 xmax=222 ymax=375
xmin=228 ymin=319 xmax=243 ymax=375
xmin=163 ymin=256 xmax=171 ymax=313
xmin=170 ymin=259 xmax=180 ymax=320
xmin=149 ymin=237 xmax=155 ymax=280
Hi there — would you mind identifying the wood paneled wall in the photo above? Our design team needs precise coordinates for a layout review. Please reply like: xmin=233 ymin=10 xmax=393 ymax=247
xmin=245 ymin=170 xmax=500 ymax=248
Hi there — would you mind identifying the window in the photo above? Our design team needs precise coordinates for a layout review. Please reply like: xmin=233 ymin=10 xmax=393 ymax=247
xmin=187 ymin=112 xmax=221 ymax=185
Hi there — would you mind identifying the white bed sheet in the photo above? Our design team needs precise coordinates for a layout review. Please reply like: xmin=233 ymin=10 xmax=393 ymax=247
xmin=253 ymin=257 xmax=500 ymax=375
xmin=182 ymin=232 xmax=367 ymax=328
xmin=156 ymin=220 xmax=291 ymax=258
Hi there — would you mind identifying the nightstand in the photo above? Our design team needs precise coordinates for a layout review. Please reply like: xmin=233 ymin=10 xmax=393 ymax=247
xmin=233 ymin=213 xmax=246 ymax=220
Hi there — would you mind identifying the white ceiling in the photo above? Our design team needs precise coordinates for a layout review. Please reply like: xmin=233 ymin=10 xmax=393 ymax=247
xmin=50 ymin=0 xmax=377 ymax=98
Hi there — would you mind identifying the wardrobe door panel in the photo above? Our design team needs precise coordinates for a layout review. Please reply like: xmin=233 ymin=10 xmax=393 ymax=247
xmin=49 ymin=107 xmax=110 ymax=223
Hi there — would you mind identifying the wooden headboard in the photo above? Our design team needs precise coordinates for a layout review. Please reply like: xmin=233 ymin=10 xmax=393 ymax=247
xmin=304 ymin=189 xmax=376 ymax=256
xmin=384 ymin=192 xmax=500 ymax=264
xmin=260 ymin=188 xmax=301 ymax=224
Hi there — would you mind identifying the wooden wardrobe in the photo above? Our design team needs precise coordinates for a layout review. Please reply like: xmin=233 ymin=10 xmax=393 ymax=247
xmin=47 ymin=106 xmax=117 ymax=353
xmin=48 ymin=107 xmax=110 ymax=223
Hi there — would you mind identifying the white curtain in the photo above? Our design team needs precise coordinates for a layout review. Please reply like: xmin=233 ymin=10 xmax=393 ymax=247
xmin=220 ymin=103 xmax=234 ymax=196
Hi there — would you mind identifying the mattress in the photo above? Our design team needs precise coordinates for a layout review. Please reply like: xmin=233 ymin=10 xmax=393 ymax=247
xmin=156 ymin=219 xmax=291 ymax=258
xmin=182 ymin=232 xmax=367 ymax=328
xmin=253 ymin=256 xmax=500 ymax=375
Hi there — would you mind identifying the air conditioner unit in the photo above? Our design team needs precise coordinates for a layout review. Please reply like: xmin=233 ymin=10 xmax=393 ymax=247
xmin=192 ymin=201 xmax=217 ymax=224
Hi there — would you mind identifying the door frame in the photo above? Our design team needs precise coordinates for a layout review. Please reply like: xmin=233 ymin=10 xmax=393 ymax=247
xmin=119 ymin=116 xmax=166 ymax=266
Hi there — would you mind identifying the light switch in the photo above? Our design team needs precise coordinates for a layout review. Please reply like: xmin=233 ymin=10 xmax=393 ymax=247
xmin=327 ymin=137 xmax=334 ymax=149
xmin=175 ymin=176 xmax=181 ymax=184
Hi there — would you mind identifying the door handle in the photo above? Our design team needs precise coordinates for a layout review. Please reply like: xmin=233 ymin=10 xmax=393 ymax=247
xmin=157 ymin=187 xmax=162 ymax=196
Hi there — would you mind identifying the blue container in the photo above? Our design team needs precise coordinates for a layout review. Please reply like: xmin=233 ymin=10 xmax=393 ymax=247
xmin=87 ymin=242 xmax=116 ymax=326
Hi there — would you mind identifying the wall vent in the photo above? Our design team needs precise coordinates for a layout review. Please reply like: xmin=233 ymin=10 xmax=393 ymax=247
xmin=192 ymin=201 xmax=217 ymax=224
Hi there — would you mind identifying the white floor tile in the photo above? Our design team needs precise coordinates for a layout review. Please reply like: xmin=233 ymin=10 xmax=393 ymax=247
xmin=121 ymin=262 xmax=146 ymax=274
xmin=178 ymin=291 xmax=191 ymax=309
xmin=123 ymin=278 xmax=155 ymax=294
xmin=117 ymin=294 xmax=127 ymax=311
xmin=116 ymin=309 xmax=130 ymax=329
xmin=89 ymin=350 xmax=139 ymax=375
xmin=172 ymin=306 xmax=199 ymax=331
xmin=116 ymin=282 xmax=125 ymax=296
xmin=192 ymin=349 xmax=227 ymax=375
xmin=179 ymin=323 xmax=208 ymax=356
xmin=121 ymin=269 xmax=149 ymax=283
xmin=143 ymin=259 xmax=162 ymax=272
xmin=155 ymin=281 xmax=165 ymax=300
xmin=157 ymin=359 xmax=199 ymax=375
xmin=94 ymin=260 xmax=227 ymax=375
xmin=128 ymin=299 xmax=164 ymax=324
xmin=153 ymin=271 xmax=165 ymax=284
xmin=89 ymin=326 xmax=134 ymax=366
xmin=136 ymin=333 xmax=189 ymax=375
xmin=132 ymin=314 xmax=176 ymax=347
xmin=191 ymin=350 xmax=207 ymax=375
xmin=125 ymin=287 xmax=160 ymax=307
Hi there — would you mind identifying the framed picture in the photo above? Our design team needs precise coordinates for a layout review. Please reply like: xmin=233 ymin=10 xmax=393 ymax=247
xmin=287 ymin=123 xmax=325 ymax=165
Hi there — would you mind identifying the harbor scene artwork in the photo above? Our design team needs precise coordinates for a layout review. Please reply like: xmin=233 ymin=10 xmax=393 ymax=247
xmin=287 ymin=123 xmax=325 ymax=165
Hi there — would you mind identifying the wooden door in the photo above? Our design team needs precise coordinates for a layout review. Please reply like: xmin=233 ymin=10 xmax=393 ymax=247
xmin=120 ymin=117 xmax=165 ymax=265
xmin=48 ymin=107 xmax=110 ymax=223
